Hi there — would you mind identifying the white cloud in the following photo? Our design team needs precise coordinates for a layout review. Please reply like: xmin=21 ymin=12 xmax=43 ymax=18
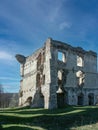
xmin=48 ymin=6 xmax=61 ymax=23
xmin=2 ymin=84 xmax=19 ymax=93
xmin=59 ymin=22 xmax=72 ymax=30
xmin=0 ymin=51 xmax=14 ymax=61
xmin=0 ymin=77 xmax=19 ymax=81
xmin=45 ymin=1 xmax=64 ymax=23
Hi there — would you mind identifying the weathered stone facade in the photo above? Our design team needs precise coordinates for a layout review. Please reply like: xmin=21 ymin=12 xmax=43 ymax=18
xmin=16 ymin=38 xmax=98 ymax=109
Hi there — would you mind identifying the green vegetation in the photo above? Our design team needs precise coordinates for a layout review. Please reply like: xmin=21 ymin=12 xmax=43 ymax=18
xmin=0 ymin=105 xmax=98 ymax=130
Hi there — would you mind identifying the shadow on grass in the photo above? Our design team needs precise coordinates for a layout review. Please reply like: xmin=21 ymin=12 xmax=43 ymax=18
xmin=0 ymin=106 xmax=98 ymax=130
xmin=0 ymin=124 xmax=2 ymax=130
xmin=0 ymin=105 xmax=76 ymax=115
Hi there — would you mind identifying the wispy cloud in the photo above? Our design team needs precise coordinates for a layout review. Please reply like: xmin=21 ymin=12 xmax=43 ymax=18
xmin=2 ymin=84 xmax=19 ymax=93
xmin=0 ymin=77 xmax=19 ymax=81
xmin=1 ymin=81 xmax=19 ymax=93
xmin=47 ymin=5 xmax=61 ymax=23
xmin=44 ymin=0 xmax=67 ymax=24
xmin=59 ymin=22 xmax=72 ymax=30
xmin=0 ymin=51 xmax=14 ymax=61
xmin=0 ymin=0 xmax=98 ymax=93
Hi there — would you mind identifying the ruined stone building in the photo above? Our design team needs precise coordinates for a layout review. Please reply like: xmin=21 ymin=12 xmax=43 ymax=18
xmin=16 ymin=38 xmax=98 ymax=109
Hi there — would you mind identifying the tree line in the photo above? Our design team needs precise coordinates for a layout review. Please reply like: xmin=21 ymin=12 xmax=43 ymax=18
xmin=0 ymin=84 xmax=18 ymax=108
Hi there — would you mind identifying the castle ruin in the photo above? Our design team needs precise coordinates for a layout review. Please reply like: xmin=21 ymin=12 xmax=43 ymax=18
xmin=16 ymin=38 xmax=98 ymax=109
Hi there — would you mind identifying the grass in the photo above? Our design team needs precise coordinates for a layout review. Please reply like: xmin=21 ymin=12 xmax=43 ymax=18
xmin=0 ymin=105 xmax=98 ymax=130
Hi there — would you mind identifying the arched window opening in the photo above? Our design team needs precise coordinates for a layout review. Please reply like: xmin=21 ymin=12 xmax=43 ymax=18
xmin=88 ymin=93 xmax=94 ymax=105
xmin=26 ymin=96 xmax=32 ymax=105
xmin=77 ymin=55 xmax=84 ymax=67
xmin=76 ymin=70 xmax=85 ymax=87
xmin=78 ymin=93 xmax=84 ymax=105
xmin=58 ymin=70 xmax=63 ymax=88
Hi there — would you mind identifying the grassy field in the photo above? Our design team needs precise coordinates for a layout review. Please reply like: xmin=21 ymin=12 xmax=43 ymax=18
xmin=0 ymin=106 xmax=98 ymax=130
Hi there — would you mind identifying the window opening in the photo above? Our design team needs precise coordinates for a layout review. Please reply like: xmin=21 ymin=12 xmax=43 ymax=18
xmin=58 ymin=51 xmax=66 ymax=62
xmin=36 ymin=73 xmax=41 ymax=87
xmin=26 ymin=96 xmax=32 ymax=105
xmin=42 ymin=75 xmax=45 ymax=85
xmin=88 ymin=93 xmax=94 ymax=105
xmin=77 ymin=55 xmax=84 ymax=67
xmin=76 ymin=70 xmax=85 ymax=87
xmin=78 ymin=93 xmax=84 ymax=105
xmin=37 ymin=53 xmax=42 ymax=69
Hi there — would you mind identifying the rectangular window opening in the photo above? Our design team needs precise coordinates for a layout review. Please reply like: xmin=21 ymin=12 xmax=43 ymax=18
xmin=58 ymin=51 xmax=66 ymax=63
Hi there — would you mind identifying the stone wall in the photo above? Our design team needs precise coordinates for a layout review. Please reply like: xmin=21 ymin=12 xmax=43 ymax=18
xmin=16 ymin=38 xmax=98 ymax=109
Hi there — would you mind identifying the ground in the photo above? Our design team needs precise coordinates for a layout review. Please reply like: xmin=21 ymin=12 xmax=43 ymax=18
xmin=0 ymin=105 xmax=98 ymax=130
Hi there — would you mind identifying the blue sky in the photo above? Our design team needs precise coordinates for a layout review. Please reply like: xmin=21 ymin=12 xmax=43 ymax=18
xmin=0 ymin=0 xmax=98 ymax=93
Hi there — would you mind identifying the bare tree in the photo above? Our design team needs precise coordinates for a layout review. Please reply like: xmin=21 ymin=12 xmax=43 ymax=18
xmin=0 ymin=84 xmax=4 ymax=107
xmin=9 ymin=93 xmax=18 ymax=107
xmin=0 ymin=84 xmax=18 ymax=108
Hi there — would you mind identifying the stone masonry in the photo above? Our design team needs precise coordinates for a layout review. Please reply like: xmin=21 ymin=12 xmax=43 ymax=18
xmin=16 ymin=38 xmax=98 ymax=109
